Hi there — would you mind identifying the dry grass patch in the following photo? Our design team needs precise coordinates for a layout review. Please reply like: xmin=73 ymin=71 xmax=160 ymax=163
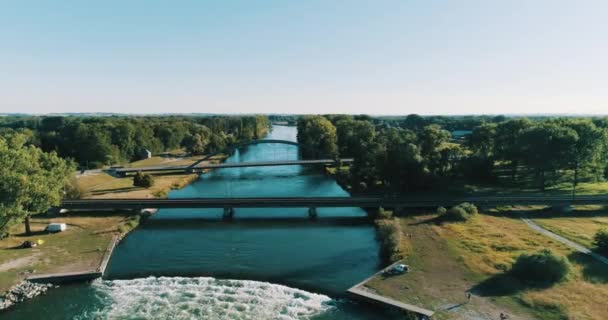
xmin=440 ymin=213 xmax=608 ymax=320
xmin=532 ymin=207 xmax=608 ymax=248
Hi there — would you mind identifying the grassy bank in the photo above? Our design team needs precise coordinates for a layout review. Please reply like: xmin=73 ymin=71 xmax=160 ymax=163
xmin=76 ymin=154 xmax=226 ymax=199
xmin=364 ymin=210 xmax=608 ymax=320
xmin=0 ymin=212 xmax=135 ymax=292
xmin=1 ymin=153 xmax=227 ymax=294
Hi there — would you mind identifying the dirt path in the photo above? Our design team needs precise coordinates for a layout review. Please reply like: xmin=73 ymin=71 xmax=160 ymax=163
xmin=522 ymin=217 xmax=608 ymax=265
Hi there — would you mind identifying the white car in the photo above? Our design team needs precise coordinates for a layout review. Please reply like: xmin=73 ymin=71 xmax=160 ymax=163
xmin=385 ymin=264 xmax=409 ymax=275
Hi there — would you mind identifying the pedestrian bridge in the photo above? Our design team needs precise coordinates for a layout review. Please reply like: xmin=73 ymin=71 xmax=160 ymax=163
xmin=112 ymin=139 xmax=350 ymax=174
xmin=113 ymin=158 xmax=353 ymax=174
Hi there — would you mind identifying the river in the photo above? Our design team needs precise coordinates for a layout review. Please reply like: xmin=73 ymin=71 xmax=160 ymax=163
xmin=3 ymin=125 xmax=398 ymax=319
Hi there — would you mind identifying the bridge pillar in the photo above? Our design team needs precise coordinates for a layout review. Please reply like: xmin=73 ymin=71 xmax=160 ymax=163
xmin=223 ymin=207 xmax=234 ymax=219
xmin=308 ymin=207 xmax=318 ymax=219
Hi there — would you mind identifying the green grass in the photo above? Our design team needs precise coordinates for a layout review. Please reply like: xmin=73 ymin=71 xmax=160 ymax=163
xmin=0 ymin=212 xmax=134 ymax=292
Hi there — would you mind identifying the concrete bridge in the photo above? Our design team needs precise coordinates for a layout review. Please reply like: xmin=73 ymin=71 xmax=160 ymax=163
xmin=113 ymin=139 xmax=351 ymax=175
xmin=113 ymin=158 xmax=353 ymax=174
xmin=61 ymin=194 xmax=608 ymax=218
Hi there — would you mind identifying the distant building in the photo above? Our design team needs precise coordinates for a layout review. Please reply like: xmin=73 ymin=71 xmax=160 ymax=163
xmin=138 ymin=148 xmax=152 ymax=160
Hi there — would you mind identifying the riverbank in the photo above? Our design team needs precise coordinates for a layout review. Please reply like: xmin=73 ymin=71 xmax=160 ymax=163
xmin=76 ymin=153 xmax=227 ymax=199
xmin=0 ymin=153 xmax=228 ymax=299
xmin=362 ymin=211 xmax=608 ymax=320
xmin=0 ymin=212 xmax=131 ymax=299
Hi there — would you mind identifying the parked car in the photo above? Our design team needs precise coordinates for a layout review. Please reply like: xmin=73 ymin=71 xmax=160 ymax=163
xmin=384 ymin=264 xmax=410 ymax=275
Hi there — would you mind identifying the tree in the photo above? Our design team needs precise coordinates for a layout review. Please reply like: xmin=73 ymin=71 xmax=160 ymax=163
xmin=297 ymin=116 xmax=338 ymax=159
xmin=494 ymin=118 xmax=533 ymax=182
xmin=184 ymin=133 xmax=209 ymax=156
xmin=133 ymin=171 xmax=154 ymax=188
xmin=418 ymin=125 xmax=451 ymax=177
xmin=467 ymin=122 xmax=497 ymax=159
xmin=520 ymin=123 xmax=577 ymax=191
xmin=594 ymin=229 xmax=608 ymax=253
xmin=562 ymin=119 xmax=606 ymax=193
xmin=0 ymin=134 xmax=74 ymax=236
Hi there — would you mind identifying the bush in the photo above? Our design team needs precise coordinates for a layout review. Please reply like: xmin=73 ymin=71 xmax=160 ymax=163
xmin=377 ymin=207 xmax=393 ymax=220
xmin=375 ymin=219 xmax=404 ymax=263
xmin=510 ymin=250 xmax=570 ymax=285
xmin=445 ymin=203 xmax=477 ymax=221
xmin=436 ymin=206 xmax=447 ymax=215
xmin=133 ymin=171 xmax=154 ymax=188
xmin=594 ymin=229 xmax=608 ymax=253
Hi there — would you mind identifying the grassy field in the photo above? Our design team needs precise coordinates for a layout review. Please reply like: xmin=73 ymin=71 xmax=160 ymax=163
xmin=531 ymin=206 xmax=608 ymax=249
xmin=0 ymin=212 xmax=135 ymax=292
xmin=76 ymin=154 xmax=226 ymax=199
xmin=365 ymin=211 xmax=608 ymax=320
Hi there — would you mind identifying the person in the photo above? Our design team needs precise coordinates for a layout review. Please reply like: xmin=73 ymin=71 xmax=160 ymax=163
xmin=466 ymin=291 xmax=472 ymax=302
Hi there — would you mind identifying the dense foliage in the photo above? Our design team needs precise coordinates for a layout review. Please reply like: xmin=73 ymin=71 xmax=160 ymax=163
xmin=296 ymin=115 xmax=338 ymax=159
xmin=444 ymin=203 xmax=478 ymax=222
xmin=0 ymin=134 xmax=75 ymax=236
xmin=594 ymin=229 xmax=608 ymax=253
xmin=510 ymin=250 xmax=571 ymax=285
xmin=133 ymin=171 xmax=154 ymax=188
xmin=0 ymin=115 xmax=270 ymax=168
xmin=297 ymin=114 xmax=608 ymax=193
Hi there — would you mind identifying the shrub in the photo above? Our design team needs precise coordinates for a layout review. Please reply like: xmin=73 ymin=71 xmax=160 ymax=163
xmin=436 ymin=206 xmax=447 ymax=215
xmin=445 ymin=203 xmax=477 ymax=221
xmin=510 ymin=250 xmax=570 ymax=285
xmin=375 ymin=219 xmax=404 ymax=262
xmin=377 ymin=207 xmax=393 ymax=220
xmin=594 ymin=229 xmax=608 ymax=253
xmin=133 ymin=171 xmax=154 ymax=188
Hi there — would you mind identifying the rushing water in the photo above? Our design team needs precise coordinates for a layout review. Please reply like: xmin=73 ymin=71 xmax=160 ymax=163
xmin=4 ymin=125 xmax=398 ymax=319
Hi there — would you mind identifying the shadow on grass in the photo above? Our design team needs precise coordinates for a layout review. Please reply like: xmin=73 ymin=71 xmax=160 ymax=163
xmin=471 ymin=273 xmax=557 ymax=297
xmin=14 ymin=230 xmax=49 ymax=237
xmin=568 ymin=252 xmax=608 ymax=283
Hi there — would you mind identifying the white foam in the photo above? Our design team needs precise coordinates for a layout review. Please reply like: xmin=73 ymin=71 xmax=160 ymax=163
xmin=88 ymin=276 xmax=333 ymax=320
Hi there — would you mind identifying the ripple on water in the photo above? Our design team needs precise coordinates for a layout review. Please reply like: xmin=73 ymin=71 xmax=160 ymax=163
xmin=86 ymin=276 xmax=334 ymax=320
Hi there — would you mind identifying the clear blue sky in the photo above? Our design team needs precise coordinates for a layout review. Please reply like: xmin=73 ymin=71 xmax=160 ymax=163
xmin=1 ymin=1 xmax=606 ymax=115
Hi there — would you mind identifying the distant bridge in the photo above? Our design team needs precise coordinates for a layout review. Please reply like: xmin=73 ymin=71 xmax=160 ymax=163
xmin=61 ymin=195 xmax=608 ymax=218
xmin=114 ymin=158 xmax=353 ymax=174
xmin=114 ymin=139 xmax=350 ymax=174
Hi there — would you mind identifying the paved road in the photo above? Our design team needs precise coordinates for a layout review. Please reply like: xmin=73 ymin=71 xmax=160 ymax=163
xmin=521 ymin=217 xmax=608 ymax=265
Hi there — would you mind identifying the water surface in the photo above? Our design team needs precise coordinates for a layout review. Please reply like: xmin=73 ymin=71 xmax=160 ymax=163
xmin=3 ymin=125 xmax=397 ymax=319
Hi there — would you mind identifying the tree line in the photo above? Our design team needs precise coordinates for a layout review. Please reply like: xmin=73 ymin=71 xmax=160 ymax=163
xmin=297 ymin=115 xmax=608 ymax=193
xmin=0 ymin=115 xmax=270 ymax=168
xmin=0 ymin=115 xmax=270 ymax=237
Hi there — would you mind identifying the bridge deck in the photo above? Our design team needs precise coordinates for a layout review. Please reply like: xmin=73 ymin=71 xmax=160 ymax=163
xmin=115 ymin=158 xmax=353 ymax=173
xmin=61 ymin=195 xmax=608 ymax=210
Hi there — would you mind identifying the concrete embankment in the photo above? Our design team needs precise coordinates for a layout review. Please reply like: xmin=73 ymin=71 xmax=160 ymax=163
xmin=0 ymin=235 xmax=120 ymax=311
xmin=27 ymin=235 xmax=119 ymax=285
xmin=347 ymin=261 xmax=434 ymax=319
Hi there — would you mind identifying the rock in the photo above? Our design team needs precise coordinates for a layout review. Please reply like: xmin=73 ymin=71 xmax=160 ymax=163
xmin=0 ymin=281 xmax=55 ymax=310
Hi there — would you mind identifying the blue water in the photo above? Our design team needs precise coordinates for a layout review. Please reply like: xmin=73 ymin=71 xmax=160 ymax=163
xmin=3 ymin=125 xmax=397 ymax=320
